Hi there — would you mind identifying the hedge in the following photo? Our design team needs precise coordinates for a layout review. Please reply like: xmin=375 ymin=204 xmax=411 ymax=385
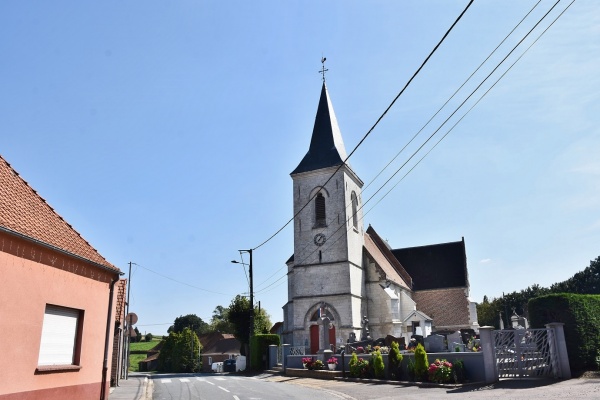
xmin=528 ymin=293 xmax=600 ymax=371
xmin=249 ymin=334 xmax=280 ymax=370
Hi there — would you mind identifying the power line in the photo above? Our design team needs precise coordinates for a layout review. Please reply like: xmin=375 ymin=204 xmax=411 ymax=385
xmin=254 ymin=0 xmax=573 ymax=296
xmin=134 ymin=263 xmax=233 ymax=296
xmin=250 ymin=0 xmax=475 ymax=251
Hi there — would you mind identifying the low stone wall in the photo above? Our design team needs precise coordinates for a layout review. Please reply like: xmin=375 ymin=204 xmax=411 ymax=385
xmin=285 ymin=351 xmax=485 ymax=383
xmin=286 ymin=368 xmax=343 ymax=380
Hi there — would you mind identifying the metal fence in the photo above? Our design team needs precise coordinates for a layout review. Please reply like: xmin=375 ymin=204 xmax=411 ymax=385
xmin=493 ymin=328 xmax=556 ymax=378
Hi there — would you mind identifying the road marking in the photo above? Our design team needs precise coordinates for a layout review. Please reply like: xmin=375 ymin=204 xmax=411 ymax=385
xmin=214 ymin=377 xmax=226 ymax=381
xmin=218 ymin=386 xmax=230 ymax=392
xmin=160 ymin=379 xmax=171 ymax=383
xmin=180 ymin=378 xmax=190 ymax=382
xmin=233 ymin=396 xmax=240 ymax=400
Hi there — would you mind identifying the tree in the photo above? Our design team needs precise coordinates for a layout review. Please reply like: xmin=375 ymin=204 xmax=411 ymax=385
xmin=253 ymin=306 xmax=272 ymax=335
xmin=132 ymin=326 xmax=142 ymax=343
xmin=168 ymin=314 xmax=210 ymax=338
xmin=227 ymin=295 xmax=252 ymax=352
xmin=551 ymin=256 xmax=600 ymax=294
xmin=226 ymin=295 xmax=272 ymax=355
xmin=157 ymin=327 xmax=202 ymax=373
xmin=209 ymin=305 xmax=234 ymax=333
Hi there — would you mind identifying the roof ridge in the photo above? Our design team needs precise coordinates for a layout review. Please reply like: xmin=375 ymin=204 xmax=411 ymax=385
xmin=392 ymin=238 xmax=464 ymax=252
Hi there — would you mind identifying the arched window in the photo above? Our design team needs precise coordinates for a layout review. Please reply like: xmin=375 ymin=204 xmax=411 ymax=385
xmin=315 ymin=193 xmax=326 ymax=226
xmin=351 ymin=191 xmax=358 ymax=229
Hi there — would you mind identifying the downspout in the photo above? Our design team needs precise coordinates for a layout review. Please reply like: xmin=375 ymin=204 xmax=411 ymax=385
xmin=101 ymin=277 xmax=119 ymax=400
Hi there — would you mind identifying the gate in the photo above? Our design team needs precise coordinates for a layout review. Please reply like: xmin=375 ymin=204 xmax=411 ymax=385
xmin=493 ymin=328 xmax=557 ymax=378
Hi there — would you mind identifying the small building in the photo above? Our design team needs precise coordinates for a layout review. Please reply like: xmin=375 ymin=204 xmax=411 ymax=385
xmin=0 ymin=155 xmax=124 ymax=400
xmin=198 ymin=333 xmax=241 ymax=372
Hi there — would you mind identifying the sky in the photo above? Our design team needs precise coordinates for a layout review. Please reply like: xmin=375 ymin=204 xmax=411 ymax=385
xmin=2 ymin=1 xmax=598 ymax=336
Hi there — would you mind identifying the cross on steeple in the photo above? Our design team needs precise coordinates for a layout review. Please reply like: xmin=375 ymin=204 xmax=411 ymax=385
xmin=319 ymin=57 xmax=328 ymax=82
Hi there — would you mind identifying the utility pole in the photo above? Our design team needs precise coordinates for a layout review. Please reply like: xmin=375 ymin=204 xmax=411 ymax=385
xmin=125 ymin=261 xmax=132 ymax=379
xmin=231 ymin=249 xmax=253 ymax=364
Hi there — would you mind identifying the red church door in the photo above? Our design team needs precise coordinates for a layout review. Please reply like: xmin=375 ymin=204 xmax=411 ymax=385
xmin=310 ymin=324 xmax=337 ymax=353
xmin=310 ymin=325 xmax=319 ymax=354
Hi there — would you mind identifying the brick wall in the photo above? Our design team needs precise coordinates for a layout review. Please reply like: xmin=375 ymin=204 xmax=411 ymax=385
xmin=413 ymin=287 xmax=470 ymax=330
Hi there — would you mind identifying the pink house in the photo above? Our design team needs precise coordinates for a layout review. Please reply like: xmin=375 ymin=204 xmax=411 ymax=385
xmin=0 ymin=155 xmax=124 ymax=400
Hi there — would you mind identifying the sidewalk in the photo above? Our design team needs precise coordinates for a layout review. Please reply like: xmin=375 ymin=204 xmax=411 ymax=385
xmin=109 ymin=373 xmax=152 ymax=400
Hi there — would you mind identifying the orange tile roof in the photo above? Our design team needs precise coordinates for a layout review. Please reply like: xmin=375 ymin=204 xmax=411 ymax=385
xmin=0 ymin=155 xmax=119 ymax=272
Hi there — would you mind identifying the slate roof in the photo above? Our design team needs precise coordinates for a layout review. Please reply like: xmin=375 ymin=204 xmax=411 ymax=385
xmin=0 ymin=155 xmax=119 ymax=272
xmin=391 ymin=238 xmax=468 ymax=291
xmin=291 ymin=83 xmax=351 ymax=175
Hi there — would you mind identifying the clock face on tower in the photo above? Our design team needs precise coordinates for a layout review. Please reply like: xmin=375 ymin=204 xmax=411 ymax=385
xmin=314 ymin=233 xmax=326 ymax=246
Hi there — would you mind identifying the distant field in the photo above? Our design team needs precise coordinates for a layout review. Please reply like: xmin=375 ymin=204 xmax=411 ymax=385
xmin=129 ymin=338 xmax=161 ymax=352
xmin=128 ymin=337 xmax=162 ymax=371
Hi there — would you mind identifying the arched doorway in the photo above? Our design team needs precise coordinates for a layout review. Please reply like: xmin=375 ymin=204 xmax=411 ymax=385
xmin=309 ymin=305 xmax=337 ymax=353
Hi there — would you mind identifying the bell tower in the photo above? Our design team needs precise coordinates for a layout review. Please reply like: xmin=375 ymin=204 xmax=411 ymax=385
xmin=283 ymin=81 xmax=365 ymax=348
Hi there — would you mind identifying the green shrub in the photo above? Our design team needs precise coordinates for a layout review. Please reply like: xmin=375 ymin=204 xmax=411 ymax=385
xmin=157 ymin=328 xmax=201 ymax=373
xmin=452 ymin=359 xmax=466 ymax=383
xmin=249 ymin=334 xmax=280 ymax=370
xmin=372 ymin=350 xmax=385 ymax=379
xmin=407 ymin=358 xmax=416 ymax=381
xmin=529 ymin=293 xmax=600 ymax=371
xmin=145 ymin=333 xmax=153 ymax=342
xmin=349 ymin=352 xmax=369 ymax=378
xmin=388 ymin=341 xmax=403 ymax=380
xmin=413 ymin=343 xmax=428 ymax=381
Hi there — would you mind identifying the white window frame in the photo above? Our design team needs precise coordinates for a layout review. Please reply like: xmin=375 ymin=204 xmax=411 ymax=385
xmin=37 ymin=304 xmax=83 ymax=368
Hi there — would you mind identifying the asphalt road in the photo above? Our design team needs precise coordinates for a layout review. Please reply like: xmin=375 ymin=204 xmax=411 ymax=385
xmin=151 ymin=373 xmax=343 ymax=400
xmin=150 ymin=373 xmax=600 ymax=400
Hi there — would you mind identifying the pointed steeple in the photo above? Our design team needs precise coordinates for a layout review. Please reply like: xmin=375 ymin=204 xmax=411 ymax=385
xmin=291 ymin=83 xmax=350 ymax=175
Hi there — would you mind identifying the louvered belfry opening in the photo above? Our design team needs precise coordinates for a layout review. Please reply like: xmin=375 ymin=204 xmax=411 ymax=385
xmin=315 ymin=193 xmax=326 ymax=227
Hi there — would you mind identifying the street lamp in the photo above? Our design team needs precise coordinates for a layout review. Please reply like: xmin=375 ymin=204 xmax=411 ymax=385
xmin=231 ymin=249 xmax=253 ymax=361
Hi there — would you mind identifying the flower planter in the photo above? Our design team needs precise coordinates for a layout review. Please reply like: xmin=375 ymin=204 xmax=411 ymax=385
xmin=328 ymin=363 xmax=336 ymax=371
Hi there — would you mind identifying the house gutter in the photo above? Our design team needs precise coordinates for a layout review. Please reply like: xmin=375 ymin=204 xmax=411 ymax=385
xmin=100 ymin=277 xmax=119 ymax=400
xmin=0 ymin=226 xmax=120 ymax=274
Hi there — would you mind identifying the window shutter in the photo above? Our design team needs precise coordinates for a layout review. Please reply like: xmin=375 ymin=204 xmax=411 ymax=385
xmin=38 ymin=305 xmax=79 ymax=365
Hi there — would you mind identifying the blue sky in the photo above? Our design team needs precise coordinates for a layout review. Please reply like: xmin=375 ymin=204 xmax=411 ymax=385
xmin=2 ymin=1 xmax=598 ymax=335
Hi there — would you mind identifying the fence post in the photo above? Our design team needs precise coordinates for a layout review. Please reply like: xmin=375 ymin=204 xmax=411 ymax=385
xmin=546 ymin=322 xmax=571 ymax=379
xmin=282 ymin=344 xmax=291 ymax=373
xmin=479 ymin=326 xmax=498 ymax=384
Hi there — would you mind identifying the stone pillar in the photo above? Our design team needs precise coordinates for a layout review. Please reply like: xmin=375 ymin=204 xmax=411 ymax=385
xmin=479 ymin=326 xmax=498 ymax=384
xmin=268 ymin=345 xmax=278 ymax=370
xmin=319 ymin=316 xmax=330 ymax=352
xmin=282 ymin=344 xmax=290 ymax=373
xmin=546 ymin=322 xmax=571 ymax=379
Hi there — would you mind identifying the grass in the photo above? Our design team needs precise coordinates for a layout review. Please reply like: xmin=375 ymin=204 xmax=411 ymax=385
xmin=128 ymin=337 xmax=162 ymax=372
xmin=129 ymin=353 xmax=147 ymax=372
xmin=129 ymin=338 xmax=161 ymax=352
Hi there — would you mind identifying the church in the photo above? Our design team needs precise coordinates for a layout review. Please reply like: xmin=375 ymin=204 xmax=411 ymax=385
xmin=281 ymin=81 xmax=478 ymax=353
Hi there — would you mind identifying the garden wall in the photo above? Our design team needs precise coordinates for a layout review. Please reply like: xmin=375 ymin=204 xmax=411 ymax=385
xmin=285 ymin=351 xmax=485 ymax=383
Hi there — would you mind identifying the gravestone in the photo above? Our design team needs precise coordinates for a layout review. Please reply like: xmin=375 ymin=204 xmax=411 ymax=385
xmin=424 ymin=334 xmax=446 ymax=353
xmin=447 ymin=331 xmax=462 ymax=345
xmin=348 ymin=332 xmax=356 ymax=343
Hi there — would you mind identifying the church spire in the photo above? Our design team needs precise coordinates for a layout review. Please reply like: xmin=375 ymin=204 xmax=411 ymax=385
xmin=291 ymin=82 xmax=350 ymax=175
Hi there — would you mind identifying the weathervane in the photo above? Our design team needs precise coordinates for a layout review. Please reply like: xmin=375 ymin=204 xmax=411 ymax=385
xmin=319 ymin=56 xmax=328 ymax=82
